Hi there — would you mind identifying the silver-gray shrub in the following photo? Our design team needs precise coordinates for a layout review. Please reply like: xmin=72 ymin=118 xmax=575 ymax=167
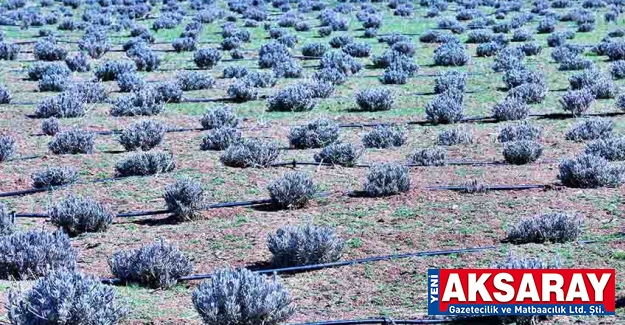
xmin=109 ymin=240 xmax=193 ymax=288
xmin=27 ymin=62 xmax=70 ymax=81
xmin=569 ymin=68 xmax=618 ymax=99
xmin=127 ymin=46 xmax=161 ymax=72
xmin=610 ymin=60 xmax=625 ymax=79
xmin=558 ymin=56 xmax=594 ymax=71
xmin=94 ymin=60 xmax=136 ymax=81
xmin=267 ymin=83 xmax=316 ymax=112
xmin=558 ymin=154 xmax=624 ymax=188
xmin=116 ymin=72 xmax=145 ymax=92
xmin=78 ymin=34 xmax=110 ymax=60
xmin=355 ymin=88 xmax=394 ymax=111
xmin=173 ymin=37 xmax=197 ymax=52
xmin=364 ymin=163 xmax=411 ymax=197
xmin=111 ymin=86 xmax=165 ymax=117
xmin=8 ymin=270 xmax=128 ymax=325
xmin=618 ymin=94 xmax=625 ymax=111
xmin=585 ymin=137 xmax=625 ymax=161
xmin=0 ymin=203 xmax=14 ymax=236
xmin=498 ymin=120 xmax=542 ymax=143
xmin=220 ymin=138 xmax=279 ymax=168
xmin=192 ymin=268 xmax=295 ymax=325
xmin=34 ymin=40 xmax=68 ymax=61
xmin=200 ymin=127 xmax=241 ymax=151
xmin=118 ymin=120 xmax=166 ymax=151
xmin=48 ymin=195 xmax=113 ymax=236
xmin=243 ymin=71 xmax=277 ymax=88
xmin=492 ymin=96 xmax=530 ymax=121
xmin=0 ymin=230 xmax=76 ymax=279
xmin=38 ymin=74 xmax=68 ymax=92
xmin=433 ymin=42 xmax=470 ymax=66
xmin=437 ymin=128 xmax=473 ymax=146
xmin=0 ymin=134 xmax=15 ymax=162
xmin=194 ymin=48 xmax=222 ymax=69
xmin=155 ymin=81 xmax=183 ymax=103
xmin=288 ymin=118 xmax=340 ymax=149
xmin=565 ymin=118 xmax=614 ymax=142
xmin=313 ymin=68 xmax=347 ymax=86
xmin=589 ymin=78 xmax=619 ymax=99
xmin=314 ymin=142 xmax=364 ymax=167
xmin=0 ymin=42 xmax=20 ymax=60
xmin=518 ymin=42 xmax=543 ymax=56
xmin=342 ymin=42 xmax=371 ymax=58
xmin=65 ymin=52 xmax=90 ymax=72
xmin=32 ymin=166 xmax=77 ymax=188
xmin=502 ymin=140 xmax=543 ymax=165
xmin=492 ymin=47 xmax=525 ymax=72
xmin=268 ymin=172 xmax=317 ymax=209
xmin=228 ymin=79 xmax=260 ymax=102
xmin=425 ymin=90 xmax=464 ymax=124
xmin=362 ymin=125 xmax=406 ymax=148
xmin=329 ymin=35 xmax=354 ymax=48
xmin=559 ymin=89 xmax=595 ymax=115
xmin=115 ymin=151 xmax=176 ymax=177
xmin=568 ymin=68 xmax=602 ymax=90
xmin=434 ymin=71 xmax=466 ymax=94
xmin=319 ymin=50 xmax=363 ymax=75
xmin=35 ymin=91 xmax=85 ymax=118
xmin=506 ymin=82 xmax=548 ymax=104
xmin=504 ymin=212 xmax=582 ymax=244
xmin=0 ymin=84 xmax=11 ymax=104
xmin=380 ymin=68 xmax=408 ymax=85
xmin=164 ymin=178 xmax=205 ymax=221
xmin=258 ymin=42 xmax=291 ymax=69
xmin=200 ymin=106 xmax=240 ymax=129
xmin=48 ymin=129 xmax=95 ymax=155
xmin=302 ymin=42 xmax=328 ymax=57
xmin=305 ymin=79 xmax=335 ymax=99
xmin=502 ymin=68 xmax=544 ymax=89
xmin=407 ymin=147 xmax=447 ymax=166
xmin=391 ymin=41 xmax=415 ymax=57
xmin=222 ymin=66 xmax=249 ymax=79
xmin=177 ymin=71 xmax=215 ymax=91
xmin=267 ymin=224 xmax=344 ymax=267
xmin=65 ymin=81 xmax=107 ymax=104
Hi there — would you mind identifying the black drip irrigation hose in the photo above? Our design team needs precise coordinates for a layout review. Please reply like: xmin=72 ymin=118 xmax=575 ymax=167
xmin=530 ymin=111 xmax=625 ymax=119
xmin=100 ymin=238 xmax=604 ymax=286
xmin=102 ymin=245 xmax=498 ymax=284
xmin=7 ymin=155 xmax=40 ymax=162
xmin=0 ymin=176 xmax=127 ymax=198
xmin=337 ymin=116 xmax=496 ymax=128
xmin=180 ymin=96 xmax=237 ymax=103
xmin=427 ymin=184 xmax=547 ymax=191
xmin=31 ymin=126 xmax=205 ymax=137
xmin=270 ymin=160 xmax=508 ymax=168
xmin=15 ymin=196 xmax=285 ymax=220
xmin=336 ymin=109 xmax=625 ymax=129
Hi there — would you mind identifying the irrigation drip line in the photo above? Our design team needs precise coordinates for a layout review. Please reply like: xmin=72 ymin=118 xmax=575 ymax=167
xmin=530 ymin=111 xmax=625 ymax=119
xmin=102 ymin=245 xmax=498 ymax=285
xmin=427 ymin=184 xmax=547 ymax=191
xmin=0 ymin=176 xmax=128 ymax=198
xmin=14 ymin=197 xmax=284 ymax=220
xmin=270 ymin=160 xmax=508 ymax=169
xmin=337 ymin=115 xmax=495 ymax=128
xmin=337 ymin=110 xmax=625 ymax=129
xmin=7 ymin=155 xmax=39 ymax=162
